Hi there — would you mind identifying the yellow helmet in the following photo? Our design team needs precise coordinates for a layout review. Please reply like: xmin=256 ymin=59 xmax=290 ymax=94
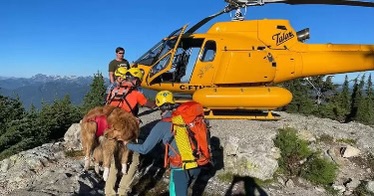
xmin=126 ymin=67 xmax=144 ymax=80
xmin=155 ymin=90 xmax=175 ymax=107
xmin=114 ymin=67 xmax=127 ymax=79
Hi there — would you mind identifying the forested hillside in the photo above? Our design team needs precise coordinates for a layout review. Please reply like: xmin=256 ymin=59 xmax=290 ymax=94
xmin=0 ymin=74 xmax=156 ymax=109
xmin=0 ymin=73 xmax=106 ymax=160
xmin=0 ymin=74 xmax=94 ymax=109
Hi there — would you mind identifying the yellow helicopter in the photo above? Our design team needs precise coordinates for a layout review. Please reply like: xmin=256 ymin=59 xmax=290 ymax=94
xmin=134 ymin=0 xmax=374 ymax=120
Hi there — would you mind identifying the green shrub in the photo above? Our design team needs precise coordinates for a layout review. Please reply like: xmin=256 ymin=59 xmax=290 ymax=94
xmin=217 ymin=171 xmax=234 ymax=182
xmin=336 ymin=138 xmax=357 ymax=145
xmin=254 ymin=177 xmax=274 ymax=187
xmin=274 ymin=127 xmax=312 ymax=175
xmin=64 ymin=150 xmax=84 ymax=158
xmin=318 ymin=134 xmax=334 ymax=145
xmin=274 ymin=127 xmax=339 ymax=188
xmin=300 ymin=154 xmax=338 ymax=186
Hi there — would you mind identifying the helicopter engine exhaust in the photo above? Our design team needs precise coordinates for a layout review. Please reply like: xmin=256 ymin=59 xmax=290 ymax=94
xmin=297 ymin=28 xmax=310 ymax=42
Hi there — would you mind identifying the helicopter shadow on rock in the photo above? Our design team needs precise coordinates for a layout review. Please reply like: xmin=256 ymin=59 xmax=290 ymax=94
xmin=191 ymin=136 xmax=225 ymax=196
xmin=131 ymin=119 xmax=168 ymax=196
xmin=77 ymin=171 xmax=105 ymax=195
xmin=224 ymin=175 xmax=268 ymax=196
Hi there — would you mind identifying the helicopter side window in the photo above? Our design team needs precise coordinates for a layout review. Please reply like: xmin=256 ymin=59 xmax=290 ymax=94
xmin=150 ymin=54 xmax=171 ymax=78
xmin=200 ymin=41 xmax=216 ymax=62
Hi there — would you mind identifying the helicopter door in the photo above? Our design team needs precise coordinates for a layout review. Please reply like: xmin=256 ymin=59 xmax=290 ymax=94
xmin=147 ymin=25 xmax=188 ymax=85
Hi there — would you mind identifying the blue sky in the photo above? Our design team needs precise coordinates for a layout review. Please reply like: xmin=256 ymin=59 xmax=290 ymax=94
xmin=0 ymin=0 xmax=373 ymax=83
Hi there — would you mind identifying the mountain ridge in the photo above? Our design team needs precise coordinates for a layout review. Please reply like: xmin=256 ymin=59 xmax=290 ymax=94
xmin=0 ymin=74 xmax=157 ymax=109
xmin=0 ymin=74 xmax=103 ymax=109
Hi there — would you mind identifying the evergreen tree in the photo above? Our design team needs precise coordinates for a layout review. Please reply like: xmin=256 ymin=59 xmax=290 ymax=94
xmin=307 ymin=76 xmax=336 ymax=104
xmin=332 ymin=75 xmax=351 ymax=122
xmin=282 ymin=78 xmax=315 ymax=115
xmin=81 ymin=72 xmax=106 ymax=114
xmin=310 ymin=76 xmax=340 ymax=118
xmin=348 ymin=75 xmax=365 ymax=122
xmin=38 ymin=95 xmax=81 ymax=141
xmin=365 ymin=74 xmax=374 ymax=124
xmin=322 ymin=76 xmax=338 ymax=102
xmin=340 ymin=75 xmax=351 ymax=115
xmin=0 ymin=95 xmax=36 ymax=160
xmin=0 ymin=95 xmax=26 ymax=135
xmin=0 ymin=94 xmax=81 ymax=160
xmin=356 ymin=74 xmax=374 ymax=124
xmin=0 ymin=112 xmax=40 ymax=160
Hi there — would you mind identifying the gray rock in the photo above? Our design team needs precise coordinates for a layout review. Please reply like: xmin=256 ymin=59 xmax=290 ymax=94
xmin=367 ymin=181 xmax=374 ymax=193
xmin=63 ymin=123 xmax=82 ymax=151
xmin=1 ymin=109 xmax=374 ymax=196
xmin=285 ymin=179 xmax=294 ymax=188
xmin=345 ymin=178 xmax=361 ymax=190
xmin=341 ymin=145 xmax=361 ymax=158
xmin=332 ymin=184 xmax=346 ymax=193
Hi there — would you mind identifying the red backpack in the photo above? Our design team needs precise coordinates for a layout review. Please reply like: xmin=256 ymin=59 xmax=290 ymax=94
xmin=106 ymin=82 xmax=138 ymax=116
xmin=164 ymin=101 xmax=211 ymax=169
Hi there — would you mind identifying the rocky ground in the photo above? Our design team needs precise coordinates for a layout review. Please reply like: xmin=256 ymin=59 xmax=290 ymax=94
xmin=1 ymin=109 xmax=374 ymax=195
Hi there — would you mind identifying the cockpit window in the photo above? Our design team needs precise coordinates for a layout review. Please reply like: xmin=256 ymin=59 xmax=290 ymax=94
xmin=135 ymin=41 xmax=163 ymax=66
xmin=135 ymin=27 xmax=183 ymax=66
xmin=149 ymin=54 xmax=171 ymax=77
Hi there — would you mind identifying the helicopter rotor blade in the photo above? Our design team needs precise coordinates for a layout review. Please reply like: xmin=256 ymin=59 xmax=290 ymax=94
xmin=186 ymin=11 xmax=224 ymax=34
xmin=188 ymin=0 xmax=373 ymax=34
xmin=268 ymin=0 xmax=374 ymax=7
xmin=227 ymin=0 xmax=374 ymax=7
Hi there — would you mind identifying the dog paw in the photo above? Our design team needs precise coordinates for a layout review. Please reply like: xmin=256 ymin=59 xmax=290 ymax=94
xmin=103 ymin=167 xmax=109 ymax=181
xmin=84 ymin=158 xmax=90 ymax=170
xmin=94 ymin=164 xmax=100 ymax=174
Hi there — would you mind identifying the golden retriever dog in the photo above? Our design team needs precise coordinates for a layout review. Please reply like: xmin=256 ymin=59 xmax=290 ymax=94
xmin=92 ymin=143 xmax=104 ymax=174
xmin=80 ymin=105 xmax=139 ymax=181
xmin=92 ymin=139 xmax=132 ymax=177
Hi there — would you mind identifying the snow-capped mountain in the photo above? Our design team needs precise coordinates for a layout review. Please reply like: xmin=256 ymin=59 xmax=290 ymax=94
xmin=0 ymin=74 xmax=103 ymax=109
xmin=0 ymin=74 xmax=156 ymax=110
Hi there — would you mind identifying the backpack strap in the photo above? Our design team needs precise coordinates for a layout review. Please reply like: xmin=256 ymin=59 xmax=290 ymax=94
xmin=106 ymin=87 xmax=127 ymax=106
xmin=164 ymin=142 xmax=169 ymax=168
xmin=167 ymin=115 xmax=199 ymax=169
xmin=163 ymin=117 xmax=173 ymax=168
xmin=121 ymin=88 xmax=136 ymax=116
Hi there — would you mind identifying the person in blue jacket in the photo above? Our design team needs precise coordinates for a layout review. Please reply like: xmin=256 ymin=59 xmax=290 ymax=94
xmin=124 ymin=90 xmax=201 ymax=196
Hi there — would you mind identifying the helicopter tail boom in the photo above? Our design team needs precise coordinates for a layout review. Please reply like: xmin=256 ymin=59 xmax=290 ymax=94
xmin=274 ymin=43 xmax=374 ymax=82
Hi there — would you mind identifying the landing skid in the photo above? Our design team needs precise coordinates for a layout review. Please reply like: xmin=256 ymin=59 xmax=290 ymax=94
xmin=204 ymin=109 xmax=280 ymax=120
xmin=174 ymin=98 xmax=281 ymax=120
